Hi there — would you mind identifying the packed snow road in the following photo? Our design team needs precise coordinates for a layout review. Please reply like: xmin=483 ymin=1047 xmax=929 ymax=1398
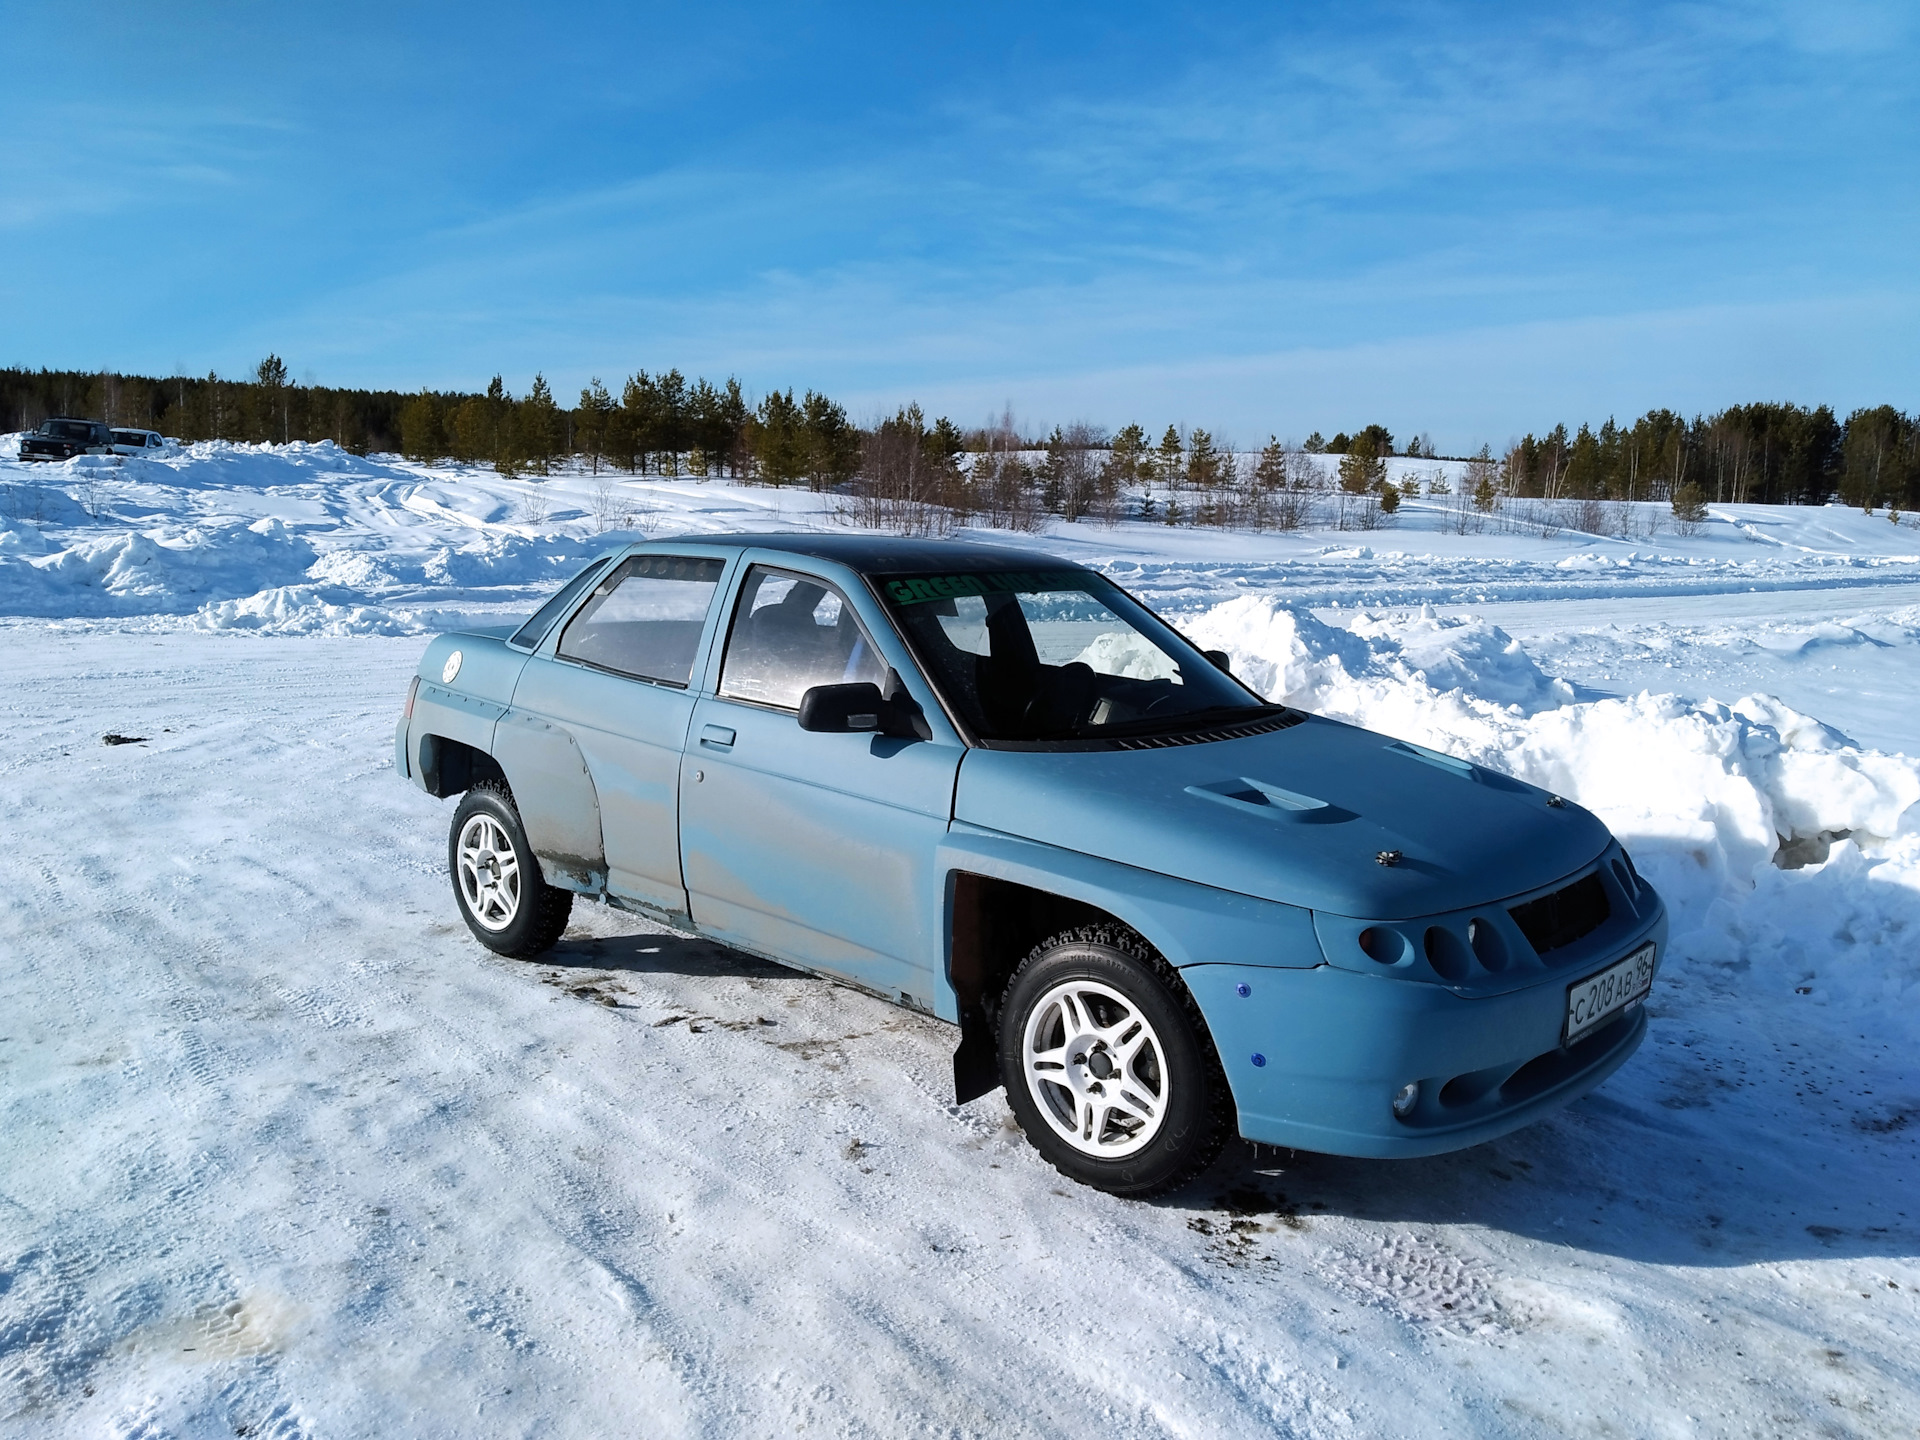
xmin=2 ymin=628 xmax=1916 ymax=1439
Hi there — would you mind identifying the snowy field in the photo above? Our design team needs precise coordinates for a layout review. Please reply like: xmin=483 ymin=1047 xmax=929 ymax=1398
xmin=2 ymin=440 xmax=1918 ymax=1438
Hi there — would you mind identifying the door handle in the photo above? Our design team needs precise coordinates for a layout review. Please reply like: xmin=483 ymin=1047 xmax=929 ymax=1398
xmin=699 ymin=724 xmax=736 ymax=749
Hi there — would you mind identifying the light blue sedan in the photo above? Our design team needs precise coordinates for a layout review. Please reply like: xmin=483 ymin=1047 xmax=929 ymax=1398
xmin=396 ymin=535 xmax=1666 ymax=1195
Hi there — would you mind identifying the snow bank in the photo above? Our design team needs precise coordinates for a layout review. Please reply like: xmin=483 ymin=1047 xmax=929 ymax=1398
xmin=306 ymin=534 xmax=613 ymax=597
xmin=1191 ymin=596 xmax=1920 ymax=1010
xmin=0 ymin=517 xmax=51 ymax=555
xmin=192 ymin=585 xmax=425 ymax=637
xmin=0 ymin=517 xmax=316 ymax=617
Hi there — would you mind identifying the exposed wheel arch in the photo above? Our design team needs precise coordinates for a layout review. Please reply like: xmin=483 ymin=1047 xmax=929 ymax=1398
xmin=418 ymin=733 xmax=508 ymax=799
xmin=948 ymin=872 xmax=1201 ymax=1105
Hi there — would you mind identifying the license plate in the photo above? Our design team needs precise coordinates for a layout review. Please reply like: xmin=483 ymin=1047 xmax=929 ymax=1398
xmin=1564 ymin=942 xmax=1656 ymax=1045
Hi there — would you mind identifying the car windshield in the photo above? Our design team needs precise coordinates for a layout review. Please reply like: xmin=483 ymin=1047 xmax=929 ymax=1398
xmin=42 ymin=421 xmax=91 ymax=440
xmin=876 ymin=568 xmax=1273 ymax=744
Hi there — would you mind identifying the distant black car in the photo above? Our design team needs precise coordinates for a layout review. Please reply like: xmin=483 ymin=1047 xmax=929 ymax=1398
xmin=19 ymin=417 xmax=113 ymax=462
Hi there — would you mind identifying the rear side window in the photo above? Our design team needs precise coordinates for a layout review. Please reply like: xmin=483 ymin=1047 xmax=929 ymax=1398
xmin=719 ymin=565 xmax=888 ymax=710
xmin=558 ymin=554 xmax=724 ymax=686
xmin=509 ymin=557 xmax=612 ymax=650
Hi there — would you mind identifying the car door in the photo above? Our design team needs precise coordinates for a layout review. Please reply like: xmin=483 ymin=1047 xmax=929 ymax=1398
xmin=678 ymin=560 xmax=965 ymax=1009
xmin=506 ymin=550 xmax=733 ymax=921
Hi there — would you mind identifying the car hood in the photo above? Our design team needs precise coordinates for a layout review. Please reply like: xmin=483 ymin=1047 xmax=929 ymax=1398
xmin=952 ymin=714 xmax=1612 ymax=920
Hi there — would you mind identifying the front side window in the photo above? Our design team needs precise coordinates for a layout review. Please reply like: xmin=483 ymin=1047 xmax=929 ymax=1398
xmin=720 ymin=566 xmax=888 ymax=710
xmin=557 ymin=554 xmax=723 ymax=685
xmin=877 ymin=568 xmax=1270 ymax=744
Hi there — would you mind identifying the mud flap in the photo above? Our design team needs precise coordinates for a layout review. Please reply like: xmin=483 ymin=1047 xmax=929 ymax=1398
xmin=953 ymin=1007 xmax=1001 ymax=1105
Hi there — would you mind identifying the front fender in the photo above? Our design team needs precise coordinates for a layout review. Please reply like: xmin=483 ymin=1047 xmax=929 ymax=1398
xmin=939 ymin=822 xmax=1325 ymax=972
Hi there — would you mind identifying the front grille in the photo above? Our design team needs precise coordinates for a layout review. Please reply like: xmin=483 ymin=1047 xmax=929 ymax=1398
xmin=1508 ymin=872 xmax=1610 ymax=955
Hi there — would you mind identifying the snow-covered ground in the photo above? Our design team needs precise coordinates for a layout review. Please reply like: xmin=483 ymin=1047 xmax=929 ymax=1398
xmin=2 ymin=441 xmax=1917 ymax=1437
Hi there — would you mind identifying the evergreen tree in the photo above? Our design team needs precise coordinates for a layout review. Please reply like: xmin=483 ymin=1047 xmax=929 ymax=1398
xmin=1303 ymin=431 xmax=1326 ymax=453
xmin=687 ymin=378 xmax=726 ymax=476
xmin=924 ymin=416 xmax=965 ymax=471
xmin=1337 ymin=434 xmax=1385 ymax=494
xmin=576 ymin=378 xmax=613 ymax=474
xmin=1355 ymin=423 xmax=1394 ymax=457
xmin=719 ymin=378 xmax=752 ymax=476
xmin=451 ymin=396 xmax=490 ymax=465
xmin=484 ymin=376 xmax=518 ymax=475
xmin=1253 ymin=436 xmax=1288 ymax=491
xmin=400 ymin=391 xmax=445 ymax=465
xmin=253 ymin=355 xmax=290 ymax=444
xmin=520 ymin=374 xmax=559 ymax=475
xmin=1468 ymin=444 xmax=1499 ymax=512
xmin=656 ymin=368 xmax=689 ymax=475
xmin=1155 ymin=425 xmax=1183 ymax=483
xmin=1563 ymin=423 xmax=1604 ymax=497
xmin=1041 ymin=427 xmax=1069 ymax=514
xmin=1671 ymin=481 xmax=1708 ymax=530
xmin=753 ymin=389 xmax=806 ymax=484
xmin=1153 ymin=425 xmax=1183 ymax=510
xmin=619 ymin=372 xmax=660 ymax=472
xmin=1105 ymin=424 xmax=1147 ymax=485
xmin=800 ymin=391 xmax=859 ymax=489
xmin=1185 ymin=429 xmax=1222 ymax=490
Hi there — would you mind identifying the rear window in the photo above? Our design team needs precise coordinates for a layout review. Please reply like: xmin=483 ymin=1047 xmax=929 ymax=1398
xmin=508 ymin=557 xmax=612 ymax=650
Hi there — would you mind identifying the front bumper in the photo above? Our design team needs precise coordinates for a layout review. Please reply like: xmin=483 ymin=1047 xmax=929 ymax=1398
xmin=1185 ymin=897 xmax=1666 ymax=1158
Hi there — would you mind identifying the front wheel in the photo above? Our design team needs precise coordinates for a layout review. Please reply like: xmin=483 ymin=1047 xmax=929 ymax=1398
xmin=449 ymin=782 xmax=573 ymax=958
xmin=997 ymin=926 xmax=1231 ymax=1197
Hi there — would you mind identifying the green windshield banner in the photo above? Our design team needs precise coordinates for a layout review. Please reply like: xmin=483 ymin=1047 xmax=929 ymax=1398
xmin=882 ymin=570 xmax=1093 ymax=606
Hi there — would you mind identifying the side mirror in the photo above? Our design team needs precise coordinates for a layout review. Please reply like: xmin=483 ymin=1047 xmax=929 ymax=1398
xmin=1203 ymin=648 xmax=1233 ymax=675
xmin=798 ymin=682 xmax=888 ymax=734
xmin=797 ymin=671 xmax=930 ymax=740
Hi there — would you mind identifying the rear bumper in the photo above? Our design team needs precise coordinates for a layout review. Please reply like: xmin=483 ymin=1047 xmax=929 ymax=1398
xmin=1184 ymin=901 xmax=1666 ymax=1158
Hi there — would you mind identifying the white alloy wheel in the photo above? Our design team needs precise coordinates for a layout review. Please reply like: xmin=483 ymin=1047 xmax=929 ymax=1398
xmin=1021 ymin=979 xmax=1170 ymax=1158
xmin=455 ymin=812 xmax=521 ymax=931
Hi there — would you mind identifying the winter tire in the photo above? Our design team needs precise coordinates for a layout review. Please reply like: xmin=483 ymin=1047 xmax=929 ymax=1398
xmin=449 ymin=781 xmax=573 ymax=958
xmin=997 ymin=925 xmax=1231 ymax=1197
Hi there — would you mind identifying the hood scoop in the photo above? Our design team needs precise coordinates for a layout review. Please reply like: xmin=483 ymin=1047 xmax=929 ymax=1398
xmin=1384 ymin=739 xmax=1530 ymax=792
xmin=1185 ymin=777 xmax=1357 ymax=825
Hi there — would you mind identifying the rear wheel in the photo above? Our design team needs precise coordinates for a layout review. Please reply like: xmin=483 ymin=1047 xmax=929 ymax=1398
xmin=997 ymin=925 xmax=1231 ymax=1197
xmin=449 ymin=782 xmax=572 ymax=958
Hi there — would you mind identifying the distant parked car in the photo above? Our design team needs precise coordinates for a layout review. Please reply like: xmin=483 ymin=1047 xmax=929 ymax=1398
xmin=396 ymin=535 xmax=1667 ymax=1196
xmin=19 ymin=417 xmax=113 ymax=462
xmin=109 ymin=428 xmax=167 ymax=456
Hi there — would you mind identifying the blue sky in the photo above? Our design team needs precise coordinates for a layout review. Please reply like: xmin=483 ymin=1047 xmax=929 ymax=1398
xmin=4 ymin=1 xmax=1915 ymax=448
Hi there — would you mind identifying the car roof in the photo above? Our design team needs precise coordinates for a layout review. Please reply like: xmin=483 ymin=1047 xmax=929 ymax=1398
xmin=641 ymin=531 xmax=1084 ymax=575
